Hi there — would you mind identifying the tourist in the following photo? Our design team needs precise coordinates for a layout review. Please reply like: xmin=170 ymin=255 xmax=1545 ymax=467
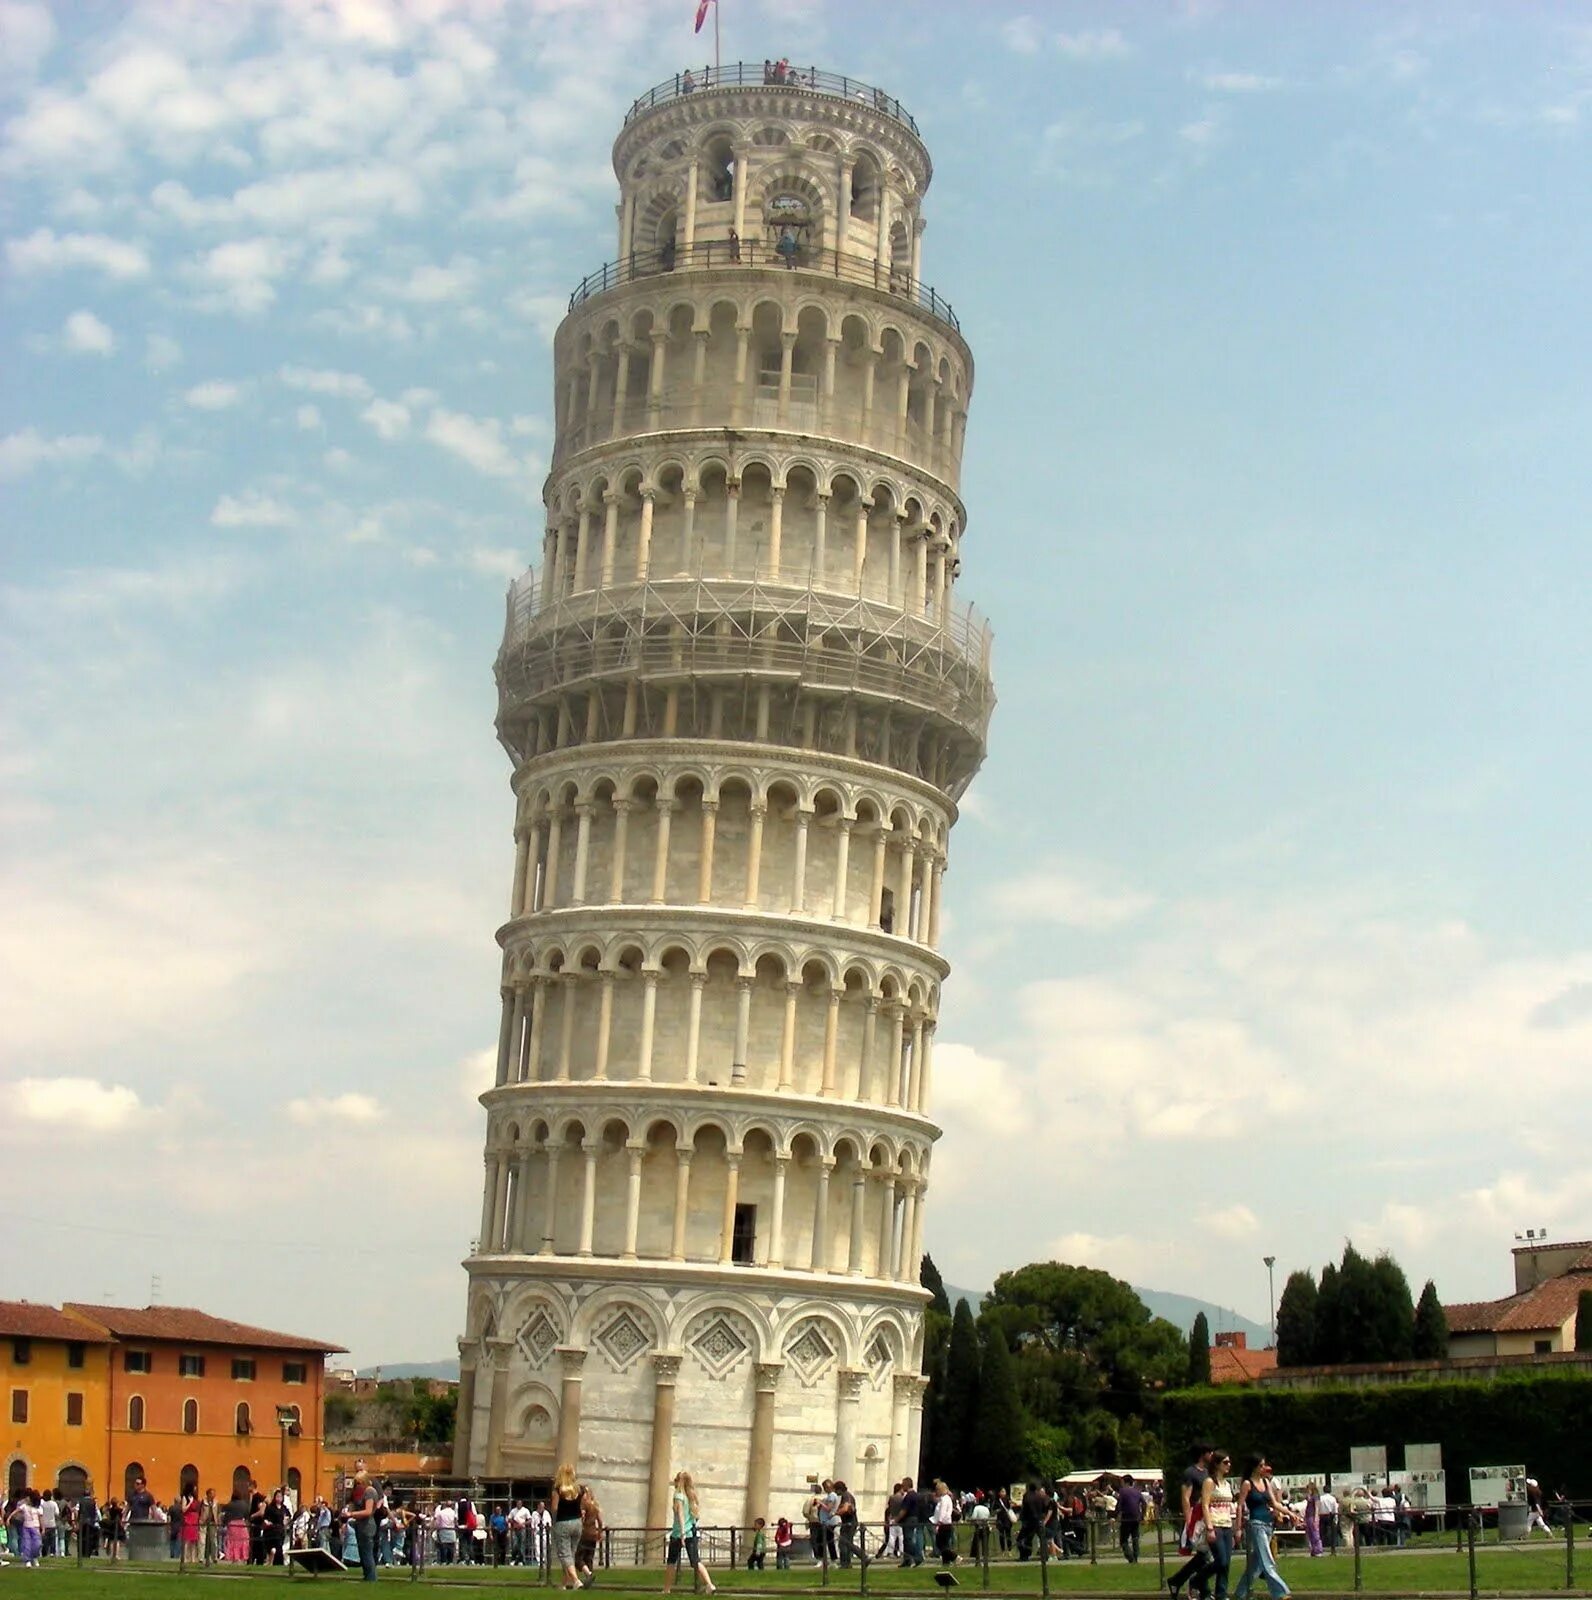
xmin=509 ymin=1498 xmax=531 ymax=1564
xmin=681 ymin=69 xmax=695 ymax=94
xmin=550 ymin=1462 xmax=584 ymax=1589
xmin=897 ymin=1476 xmax=924 ymax=1567
xmin=1231 ymin=1457 xmax=1291 ymax=1600
xmin=661 ymin=1470 xmax=714 ymax=1596
xmin=576 ymin=1486 xmax=603 ymax=1587
xmin=774 ymin=1516 xmax=794 ymax=1569
xmin=344 ymin=1472 xmax=379 ymax=1582
xmin=1117 ymin=1474 xmax=1146 ymax=1564
xmin=1525 ymin=1481 xmax=1551 ymax=1537
xmin=996 ymin=1489 xmax=1016 ymax=1554
xmin=433 ymin=1499 xmax=458 ymax=1564
xmin=819 ymin=1479 xmax=840 ymax=1561
xmin=221 ymin=1489 xmax=248 ymax=1562
xmin=490 ymin=1504 xmax=509 ymax=1566
xmin=930 ymin=1479 xmax=956 ymax=1566
xmin=1316 ymin=1485 xmax=1338 ymax=1553
xmin=9 ymin=1489 xmax=43 ymax=1567
xmin=1017 ymin=1482 xmax=1047 ymax=1562
xmin=128 ymin=1476 xmax=156 ymax=1523
xmin=747 ymin=1517 xmax=768 ymax=1571
xmin=36 ymin=1490 xmax=57 ymax=1559
xmin=531 ymin=1499 xmax=552 ymax=1569
xmin=181 ymin=1487 xmax=201 ymax=1561
xmin=262 ymin=1488 xmax=289 ymax=1565
xmin=1169 ymin=1444 xmax=1217 ymax=1599
xmin=879 ymin=1482 xmax=904 ymax=1560
xmin=835 ymin=1481 xmax=858 ymax=1567
xmin=968 ymin=1490 xmax=991 ymax=1564
xmin=103 ymin=1498 xmax=126 ymax=1558
xmin=1202 ymin=1453 xmax=1237 ymax=1600
xmin=1303 ymin=1485 xmax=1321 ymax=1557
xmin=803 ymin=1486 xmax=824 ymax=1563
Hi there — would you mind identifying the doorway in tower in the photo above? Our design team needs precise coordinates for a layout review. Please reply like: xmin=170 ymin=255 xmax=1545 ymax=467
xmin=731 ymin=1203 xmax=758 ymax=1265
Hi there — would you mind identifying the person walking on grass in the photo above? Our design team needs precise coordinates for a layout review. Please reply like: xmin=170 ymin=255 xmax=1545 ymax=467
xmin=1232 ymin=1457 xmax=1292 ymax=1600
xmin=575 ymin=1486 xmax=603 ymax=1588
xmin=550 ymin=1464 xmax=584 ymax=1590
xmin=661 ymin=1471 xmax=714 ymax=1596
xmin=1169 ymin=1443 xmax=1217 ymax=1599
xmin=1201 ymin=1453 xmax=1237 ymax=1600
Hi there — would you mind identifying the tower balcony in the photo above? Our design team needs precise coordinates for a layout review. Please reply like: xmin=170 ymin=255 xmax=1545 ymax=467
xmin=624 ymin=63 xmax=922 ymax=141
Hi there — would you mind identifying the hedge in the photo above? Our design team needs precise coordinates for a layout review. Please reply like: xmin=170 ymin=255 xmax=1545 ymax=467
xmin=1158 ymin=1372 xmax=1592 ymax=1499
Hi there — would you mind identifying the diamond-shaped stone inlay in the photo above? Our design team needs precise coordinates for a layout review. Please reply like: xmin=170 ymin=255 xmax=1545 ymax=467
xmin=595 ymin=1309 xmax=651 ymax=1371
xmin=689 ymin=1314 xmax=750 ymax=1376
xmin=517 ymin=1309 xmax=560 ymax=1367
xmin=786 ymin=1320 xmax=836 ymax=1382
xmin=865 ymin=1333 xmax=893 ymax=1378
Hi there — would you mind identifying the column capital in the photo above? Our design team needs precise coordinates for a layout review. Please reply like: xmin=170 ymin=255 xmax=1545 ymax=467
xmin=610 ymin=795 xmax=635 ymax=815
xmin=556 ymin=1346 xmax=588 ymax=1376
xmin=753 ymin=1361 xmax=784 ymax=1394
xmin=675 ymin=1144 xmax=694 ymax=1161
xmin=735 ymin=974 xmax=755 ymax=993
xmin=639 ymin=486 xmax=656 ymax=502
xmin=689 ymin=970 xmax=709 ymax=991
xmin=836 ymin=1367 xmax=866 ymax=1401
xmin=581 ymin=1137 xmax=601 ymax=1156
xmin=654 ymin=796 xmax=676 ymax=816
xmin=574 ymin=799 xmax=597 ymax=818
xmin=892 ymin=1370 xmax=918 ymax=1399
xmin=769 ymin=483 xmax=786 ymax=501
xmin=652 ymin=1352 xmax=683 ymax=1384
xmin=641 ymin=968 xmax=660 ymax=989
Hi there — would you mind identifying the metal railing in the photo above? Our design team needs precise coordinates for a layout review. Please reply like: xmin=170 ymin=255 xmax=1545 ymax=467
xmin=568 ymin=240 xmax=960 ymax=334
xmin=625 ymin=63 xmax=919 ymax=138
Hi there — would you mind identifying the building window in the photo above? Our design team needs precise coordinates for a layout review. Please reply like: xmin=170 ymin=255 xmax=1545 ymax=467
xmin=11 ymin=1389 xmax=28 ymax=1424
xmin=231 ymin=1358 xmax=256 ymax=1382
xmin=179 ymin=1353 xmax=206 ymax=1378
xmin=282 ymin=1361 xmax=307 ymax=1385
xmin=183 ymin=1398 xmax=199 ymax=1434
xmin=11 ymin=1338 xmax=31 ymax=1365
xmin=66 ymin=1392 xmax=84 ymax=1426
xmin=128 ymin=1394 xmax=145 ymax=1431
xmin=1534 ymin=1339 xmax=1552 ymax=1354
xmin=66 ymin=1343 xmax=85 ymax=1370
xmin=235 ymin=1401 xmax=252 ymax=1435
xmin=124 ymin=1350 xmax=152 ymax=1375
xmin=731 ymin=1202 xmax=758 ymax=1265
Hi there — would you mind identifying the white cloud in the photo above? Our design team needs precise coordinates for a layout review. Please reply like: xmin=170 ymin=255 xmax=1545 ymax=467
xmin=0 ymin=2 xmax=56 ymax=78
xmin=465 ymin=546 xmax=522 ymax=580
xmin=210 ymin=491 xmax=296 ymax=528
xmin=999 ymin=16 xmax=1043 ymax=56
xmin=1055 ymin=28 xmax=1131 ymax=61
xmin=63 ymin=308 xmax=115 ymax=354
xmin=987 ymin=863 xmax=1154 ymax=928
xmin=13 ymin=1077 xmax=142 ymax=1132
xmin=286 ymin=1092 xmax=384 ymax=1125
xmin=6 ymin=226 xmax=149 ymax=278
xmin=145 ymin=332 xmax=182 ymax=372
xmin=1198 ymin=71 xmax=1285 ymax=93
xmin=279 ymin=364 xmax=372 ymax=400
xmin=296 ymin=403 xmax=322 ymax=430
xmin=1202 ymin=1203 xmax=1261 ymax=1239
xmin=1180 ymin=110 xmax=1228 ymax=151
xmin=362 ymin=397 xmax=411 ymax=439
xmin=425 ymin=407 xmax=519 ymax=478
xmin=385 ymin=256 xmax=478 ymax=302
xmin=0 ymin=427 xmax=102 ymax=478
xmin=184 ymin=379 xmax=244 ymax=410
xmin=187 ymin=236 xmax=293 ymax=313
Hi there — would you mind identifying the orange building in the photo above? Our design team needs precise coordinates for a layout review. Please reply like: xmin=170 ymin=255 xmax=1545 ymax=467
xmin=1 ymin=1302 xmax=114 ymax=1502
xmin=63 ymin=1304 xmax=343 ymax=1507
xmin=2 ymin=1300 xmax=342 ymax=1508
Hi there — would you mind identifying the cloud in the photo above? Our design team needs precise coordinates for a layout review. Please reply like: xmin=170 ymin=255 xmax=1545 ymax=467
xmin=0 ymin=427 xmax=102 ymax=478
xmin=13 ymin=1077 xmax=142 ymax=1132
xmin=1179 ymin=110 xmax=1229 ymax=152
xmin=296 ymin=403 xmax=322 ymax=430
xmin=184 ymin=379 xmax=243 ymax=410
xmin=6 ymin=226 xmax=149 ymax=278
xmin=1000 ymin=16 xmax=1043 ymax=56
xmin=186 ymin=236 xmax=293 ymax=313
xmin=210 ymin=491 xmax=296 ymax=528
xmin=63 ymin=308 xmax=115 ymax=354
xmin=1202 ymin=1203 xmax=1261 ymax=1240
xmin=0 ymin=3 xmax=56 ymax=78
xmin=425 ymin=407 xmax=519 ymax=478
xmin=362 ymin=397 xmax=411 ymax=439
xmin=1198 ymin=71 xmax=1285 ymax=93
xmin=279 ymin=364 xmax=372 ymax=400
xmin=145 ymin=332 xmax=182 ymax=372
xmin=286 ymin=1092 xmax=384 ymax=1125
xmin=1055 ymin=28 xmax=1131 ymax=61
xmin=465 ymin=546 xmax=523 ymax=580
xmin=987 ymin=862 xmax=1154 ymax=928
xmin=383 ymin=256 xmax=478 ymax=302
xmin=1037 ymin=112 xmax=1145 ymax=184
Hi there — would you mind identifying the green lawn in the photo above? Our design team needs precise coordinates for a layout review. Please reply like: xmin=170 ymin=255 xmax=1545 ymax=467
xmin=1 ymin=1545 xmax=1585 ymax=1600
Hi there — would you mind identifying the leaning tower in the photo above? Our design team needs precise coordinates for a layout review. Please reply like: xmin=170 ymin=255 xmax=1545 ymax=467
xmin=454 ymin=62 xmax=992 ymax=1531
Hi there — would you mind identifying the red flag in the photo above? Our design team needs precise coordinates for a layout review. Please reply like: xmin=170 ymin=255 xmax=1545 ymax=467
xmin=694 ymin=0 xmax=711 ymax=32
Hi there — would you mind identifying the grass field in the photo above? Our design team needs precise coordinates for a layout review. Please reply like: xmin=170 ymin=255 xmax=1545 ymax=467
xmin=0 ymin=1545 xmax=1584 ymax=1600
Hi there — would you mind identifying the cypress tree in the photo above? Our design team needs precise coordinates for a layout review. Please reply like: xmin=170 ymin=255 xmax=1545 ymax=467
xmin=973 ymin=1324 xmax=1025 ymax=1487
xmin=1187 ymin=1311 xmax=1212 ymax=1385
xmin=1412 ymin=1280 xmax=1449 ymax=1360
xmin=1316 ymin=1261 xmax=1343 ymax=1364
xmin=1276 ymin=1270 xmax=1319 ymax=1366
xmin=921 ymin=1252 xmax=952 ymax=1317
xmin=1367 ymin=1252 xmax=1417 ymax=1361
xmin=938 ymin=1298 xmax=982 ymax=1477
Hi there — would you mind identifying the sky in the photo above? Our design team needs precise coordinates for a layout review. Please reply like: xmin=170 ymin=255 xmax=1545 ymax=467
xmin=2 ymin=0 xmax=1589 ymax=1367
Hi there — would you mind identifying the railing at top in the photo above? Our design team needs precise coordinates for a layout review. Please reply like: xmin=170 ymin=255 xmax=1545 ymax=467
xmin=568 ymin=239 xmax=959 ymax=332
xmin=625 ymin=63 xmax=919 ymax=138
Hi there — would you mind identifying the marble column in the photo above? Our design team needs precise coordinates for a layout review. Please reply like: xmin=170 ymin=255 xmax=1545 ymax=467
xmin=637 ymin=970 xmax=659 ymax=1081
xmin=768 ymin=1156 xmax=789 ymax=1269
xmin=887 ymin=1371 xmax=914 ymax=1485
xmin=820 ymin=987 xmax=841 ymax=1096
xmin=847 ymin=1168 xmax=867 ymax=1275
xmin=554 ymin=1347 xmax=587 ymax=1471
xmin=696 ymin=800 xmax=717 ymax=901
xmin=646 ymin=1354 xmax=682 ymax=1551
xmin=833 ymin=1368 xmax=864 ymax=1479
xmin=685 ymin=973 xmax=706 ymax=1082
xmin=577 ymin=1140 xmax=599 ymax=1256
xmin=483 ymin=1337 xmax=514 ymax=1473
xmin=743 ymin=1362 xmax=783 ymax=1529
xmin=732 ymin=977 xmax=752 ymax=1085
xmin=452 ymin=1356 xmax=477 ymax=1475
xmin=777 ymin=981 xmax=799 ymax=1092
xmin=811 ymin=1158 xmax=833 ymax=1272
xmin=718 ymin=1152 xmax=741 ymax=1264
xmin=540 ymin=1144 xmax=562 ymax=1254
xmin=670 ymin=1149 xmax=693 ymax=1261
xmin=622 ymin=1144 xmax=644 ymax=1259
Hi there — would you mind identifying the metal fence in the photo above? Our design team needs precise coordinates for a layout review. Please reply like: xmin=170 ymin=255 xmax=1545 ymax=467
xmin=625 ymin=64 xmax=919 ymax=139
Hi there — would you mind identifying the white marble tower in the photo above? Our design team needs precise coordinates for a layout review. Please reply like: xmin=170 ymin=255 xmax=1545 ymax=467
xmin=454 ymin=62 xmax=992 ymax=1532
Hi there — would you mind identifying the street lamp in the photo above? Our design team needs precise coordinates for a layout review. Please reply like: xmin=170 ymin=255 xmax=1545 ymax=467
xmin=1263 ymin=1255 xmax=1277 ymax=1349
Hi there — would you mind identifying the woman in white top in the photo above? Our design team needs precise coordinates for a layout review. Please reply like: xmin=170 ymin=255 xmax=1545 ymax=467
xmin=929 ymin=1480 xmax=957 ymax=1566
xmin=1201 ymin=1452 xmax=1237 ymax=1600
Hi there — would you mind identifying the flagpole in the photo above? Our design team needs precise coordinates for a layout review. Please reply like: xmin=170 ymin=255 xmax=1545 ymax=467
xmin=714 ymin=0 xmax=720 ymax=75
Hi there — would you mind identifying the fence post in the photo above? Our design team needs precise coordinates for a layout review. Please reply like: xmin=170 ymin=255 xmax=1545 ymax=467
xmin=1156 ymin=1514 xmax=1165 ymax=1586
xmin=1089 ymin=1516 xmax=1098 ymax=1565
xmin=1353 ymin=1527 xmax=1363 ymax=1593
xmin=1466 ymin=1513 xmax=1479 ymax=1600
xmin=860 ymin=1533 xmax=869 ymax=1596
xmin=1565 ymin=1508 xmax=1574 ymax=1590
xmin=982 ymin=1525 xmax=991 ymax=1589
xmin=1040 ymin=1534 xmax=1050 ymax=1598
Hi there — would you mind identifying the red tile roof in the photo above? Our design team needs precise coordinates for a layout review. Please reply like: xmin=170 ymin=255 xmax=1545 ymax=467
xmin=1443 ymin=1271 xmax=1592 ymax=1335
xmin=64 ymin=1303 xmax=344 ymax=1353
xmin=0 ymin=1301 xmax=114 ymax=1343
xmin=1210 ymin=1342 xmax=1279 ymax=1384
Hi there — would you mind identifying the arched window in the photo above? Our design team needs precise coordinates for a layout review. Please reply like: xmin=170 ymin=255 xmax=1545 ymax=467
xmin=7 ymin=1458 xmax=25 ymax=1498
xmin=231 ymin=1465 xmax=252 ymax=1500
xmin=287 ymin=1468 xmax=302 ymax=1501
xmin=127 ymin=1395 xmax=145 ymax=1432
xmin=56 ymin=1466 xmax=90 ymax=1502
xmin=850 ymin=156 xmax=880 ymax=221
xmin=283 ymin=1404 xmax=302 ymax=1434
xmin=234 ymin=1401 xmax=251 ymax=1435
xmin=182 ymin=1398 xmax=199 ymax=1434
xmin=122 ymin=1462 xmax=144 ymax=1501
xmin=180 ymin=1464 xmax=198 ymax=1496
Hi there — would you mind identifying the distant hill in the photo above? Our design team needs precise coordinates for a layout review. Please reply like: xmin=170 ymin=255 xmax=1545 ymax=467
xmin=941 ymin=1282 xmax=1268 ymax=1346
xmin=366 ymin=1285 xmax=1265 ymax=1378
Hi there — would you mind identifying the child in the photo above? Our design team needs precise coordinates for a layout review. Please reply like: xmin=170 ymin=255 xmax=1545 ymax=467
xmin=747 ymin=1518 xmax=767 ymax=1571
xmin=775 ymin=1516 xmax=794 ymax=1570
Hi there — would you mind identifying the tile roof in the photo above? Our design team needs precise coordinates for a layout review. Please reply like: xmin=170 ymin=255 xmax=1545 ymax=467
xmin=1442 ymin=1271 xmax=1592 ymax=1335
xmin=63 ymin=1303 xmax=344 ymax=1353
xmin=0 ymin=1301 xmax=115 ymax=1343
xmin=1210 ymin=1342 xmax=1278 ymax=1384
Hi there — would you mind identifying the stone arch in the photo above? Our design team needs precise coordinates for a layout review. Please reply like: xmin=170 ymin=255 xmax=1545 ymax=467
xmin=674 ymin=1298 xmax=769 ymax=1373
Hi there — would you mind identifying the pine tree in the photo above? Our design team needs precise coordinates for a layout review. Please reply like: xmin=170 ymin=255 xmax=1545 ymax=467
xmin=937 ymin=1298 xmax=981 ymax=1477
xmin=921 ymin=1252 xmax=952 ymax=1317
xmin=1187 ymin=1312 xmax=1211 ymax=1385
xmin=1575 ymin=1290 xmax=1592 ymax=1353
xmin=1315 ymin=1261 xmax=1343 ymax=1364
xmin=1367 ymin=1252 xmax=1416 ymax=1360
xmin=1276 ymin=1270 xmax=1319 ymax=1366
xmin=1412 ymin=1280 xmax=1449 ymax=1359
xmin=972 ymin=1324 xmax=1025 ymax=1487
